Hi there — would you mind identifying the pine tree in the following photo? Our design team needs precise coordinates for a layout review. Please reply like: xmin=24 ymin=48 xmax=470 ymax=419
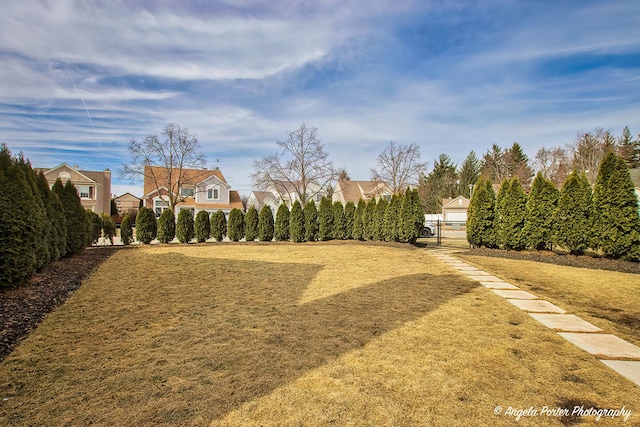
xmin=353 ymin=199 xmax=366 ymax=241
xmin=211 ymin=210 xmax=227 ymax=242
xmin=245 ymin=206 xmax=259 ymax=241
xmin=523 ymin=172 xmax=558 ymax=250
xmin=136 ymin=206 xmax=158 ymax=244
xmin=500 ymin=177 xmax=527 ymax=250
xmin=274 ymin=203 xmax=290 ymax=241
xmin=157 ymin=208 xmax=176 ymax=243
xmin=553 ymin=171 xmax=592 ymax=255
xmin=363 ymin=198 xmax=377 ymax=240
xmin=332 ymin=201 xmax=346 ymax=240
xmin=318 ymin=196 xmax=334 ymax=241
xmin=495 ymin=178 xmax=511 ymax=248
xmin=290 ymin=200 xmax=305 ymax=243
xmin=344 ymin=201 xmax=356 ymax=240
xmin=120 ymin=213 xmax=133 ymax=245
xmin=228 ymin=208 xmax=244 ymax=242
xmin=592 ymin=152 xmax=640 ymax=260
xmin=258 ymin=205 xmax=275 ymax=241
xmin=373 ymin=198 xmax=388 ymax=241
xmin=303 ymin=201 xmax=318 ymax=242
xmin=37 ymin=172 xmax=64 ymax=261
xmin=617 ymin=126 xmax=639 ymax=168
xmin=17 ymin=156 xmax=48 ymax=268
xmin=195 ymin=210 xmax=211 ymax=243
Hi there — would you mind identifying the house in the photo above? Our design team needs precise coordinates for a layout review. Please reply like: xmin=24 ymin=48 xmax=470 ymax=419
xmin=247 ymin=191 xmax=280 ymax=213
xmin=631 ymin=168 xmax=640 ymax=214
xmin=38 ymin=163 xmax=111 ymax=215
xmin=114 ymin=193 xmax=141 ymax=215
xmin=442 ymin=195 xmax=470 ymax=224
xmin=265 ymin=180 xmax=327 ymax=208
xmin=331 ymin=180 xmax=393 ymax=205
xmin=142 ymin=166 xmax=243 ymax=218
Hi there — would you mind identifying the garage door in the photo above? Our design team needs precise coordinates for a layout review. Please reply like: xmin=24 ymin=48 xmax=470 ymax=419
xmin=445 ymin=211 xmax=467 ymax=222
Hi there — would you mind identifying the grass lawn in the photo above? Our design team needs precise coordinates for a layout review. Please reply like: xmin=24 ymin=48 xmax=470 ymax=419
xmin=1 ymin=242 xmax=638 ymax=426
xmin=458 ymin=253 xmax=640 ymax=347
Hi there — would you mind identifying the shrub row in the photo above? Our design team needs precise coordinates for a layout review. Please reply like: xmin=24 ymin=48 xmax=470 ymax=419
xmin=131 ymin=188 xmax=424 ymax=245
xmin=467 ymin=152 xmax=640 ymax=261
xmin=0 ymin=145 xmax=110 ymax=287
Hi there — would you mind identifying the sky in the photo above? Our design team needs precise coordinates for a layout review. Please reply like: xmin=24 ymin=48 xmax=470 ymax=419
xmin=1 ymin=0 xmax=639 ymax=197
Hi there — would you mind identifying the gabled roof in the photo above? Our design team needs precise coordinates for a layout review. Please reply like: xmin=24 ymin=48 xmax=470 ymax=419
xmin=114 ymin=192 xmax=141 ymax=201
xmin=250 ymin=191 xmax=278 ymax=203
xmin=38 ymin=163 xmax=98 ymax=184
xmin=143 ymin=166 xmax=227 ymax=197
xmin=442 ymin=195 xmax=470 ymax=209
xmin=335 ymin=180 xmax=392 ymax=203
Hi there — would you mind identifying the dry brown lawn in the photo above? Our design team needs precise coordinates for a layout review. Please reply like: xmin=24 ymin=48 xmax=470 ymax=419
xmin=458 ymin=253 xmax=640 ymax=347
xmin=1 ymin=242 xmax=638 ymax=426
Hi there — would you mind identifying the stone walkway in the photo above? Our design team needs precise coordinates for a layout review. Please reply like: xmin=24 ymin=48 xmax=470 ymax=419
xmin=430 ymin=249 xmax=640 ymax=387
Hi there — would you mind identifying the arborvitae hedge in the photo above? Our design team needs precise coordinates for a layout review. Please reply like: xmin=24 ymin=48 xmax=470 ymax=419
xmin=120 ymin=213 xmax=133 ymax=245
xmin=523 ymin=173 xmax=558 ymax=250
xmin=318 ymin=196 xmax=334 ymax=241
xmin=303 ymin=201 xmax=318 ymax=242
xmin=245 ymin=206 xmax=259 ymax=241
xmin=176 ymin=209 xmax=194 ymax=243
xmin=467 ymin=178 xmax=495 ymax=248
xmin=553 ymin=171 xmax=592 ymax=255
xmin=274 ymin=203 xmax=290 ymax=241
xmin=57 ymin=180 xmax=89 ymax=255
xmin=353 ymin=199 xmax=366 ymax=241
xmin=18 ymin=157 xmax=48 ymax=268
xmin=383 ymin=194 xmax=402 ymax=242
xmin=591 ymin=152 xmax=640 ymax=260
xmin=38 ymin=171 xmax=66 ymax=260
xmin=332 ymin=201 xmax=346 ymax=240
xmin=228 ymin=208 xmax=244 ymax=242
xmin=344 ymin=201 xmax=356 ymax=239
xmin=495 ymin=179 xmax=511 ymax=249
xmin=258 ymin=205 xmax=274 ymax=241
xmin=290 ymin=200 xmax=305 ymax=243
xmin=136 ymin=206 xmax=157 ymax=244
xmin=211 ymin=210 xmax=227 ymax=242
xmin=102 ymin=214 xmax=116 ymax=245
xmin=499 ymin=177 xmax=527 ymax=250
xmin=195 ymin=210 xmax=211 ymax=243
xmin=400 ymin=188 xmax=423 ymax=244
xmin=88 ymin=211 xmax=103 ymax=245
xmin=157 ymin=208 xmax=176 ymax=243
xmin=373 ymin=198 xmax=387 ymax=241
xmin=363 ymin=199 xmax=377 ymax=240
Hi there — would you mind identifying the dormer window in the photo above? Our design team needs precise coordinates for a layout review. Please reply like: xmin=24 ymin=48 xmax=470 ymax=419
xmin=207 ymin=185 xmax=220 ymax=200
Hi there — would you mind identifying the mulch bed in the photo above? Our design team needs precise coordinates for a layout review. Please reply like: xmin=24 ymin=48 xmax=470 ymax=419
xmin=0 ymin=247 xmax=118 ymax=361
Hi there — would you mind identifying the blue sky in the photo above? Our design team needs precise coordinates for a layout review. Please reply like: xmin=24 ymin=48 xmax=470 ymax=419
xmin=1 ymin=0 xmax=639 ymax=197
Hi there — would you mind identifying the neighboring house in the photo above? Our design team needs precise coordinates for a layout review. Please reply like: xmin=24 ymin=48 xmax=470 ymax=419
xmin=265 ymin=180 xmax=327 ymax=208
xmin=114 ymin=193 xmax=141 ymax=215
xmin=442 ymin=196 xmax=470 ymax=224
xmin=247 ymin=191 xmax=280 ymax=212
xmin=38 ymin=163 xmax=111 ymax=215
xmin=630 ymin=168 xmax=640 ymax=214
xmin=332 ymin=180 xmax=393 ymax=205
xmin=142 ymin=166 xmax=243 ymax=217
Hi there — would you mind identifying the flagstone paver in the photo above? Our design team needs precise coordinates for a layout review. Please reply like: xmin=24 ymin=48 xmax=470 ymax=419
xmin=528 ymin=314 xmax=603 ymax=333
xmin=507 ymin=299 xmax=566 ymax=313
xmin=600 ymin=361 xmax=640 ymax=387
xmin=461 ymin=270 xmax=490 ymax=276
xmin=492 ymin=289 xmax=538 ymax=300
xmin=558 ymin=333 xmax=640 ymax=359
xmin=479 ymin=281 xmax=520 ymax=290
xmin=467 ymin=275 xmax=504 ymax=282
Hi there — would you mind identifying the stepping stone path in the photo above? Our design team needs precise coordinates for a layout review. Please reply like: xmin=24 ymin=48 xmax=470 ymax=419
xmin=429 ymin=249 xmax=640 ymax=387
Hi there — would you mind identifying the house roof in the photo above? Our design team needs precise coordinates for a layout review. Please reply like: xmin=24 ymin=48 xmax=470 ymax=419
xmin=189 ymin=191 xmax=243 ymax=210
xmin=250 ymin=191 xmax=277 ymax=203
xmin=114 ymin=192 xmax=140 ymax=201
xmin=335 ymin=180 xmax=392 ymax=203
xmin=143 ymin=166 xmax=227 ymax=197
xmin=37 ymin=163 xmax=102 ymax=184
xmin=442 ymin=196 xmax=470 ymax=209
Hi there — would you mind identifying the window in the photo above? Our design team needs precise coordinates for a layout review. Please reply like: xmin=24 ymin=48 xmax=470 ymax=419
xmin=78 ymin=185 xmax=93 ymax=199
xmin=180 ymin=188 xmax=194 ymax=197
xmin=207 ymin=186 xmax=220 ymax=200
xmin=154 ymin=199 xmax=169 ymax=216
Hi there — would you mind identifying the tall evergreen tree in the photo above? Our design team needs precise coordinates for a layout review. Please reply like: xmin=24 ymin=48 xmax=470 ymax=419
xmin=553 ymin=171 xmax=592 ymax=255
xmin=523 ymin=173 xmax=559 ymax=250
xmin=318 ymin=196 xmax=334 ymax=241
xmin=87 ymin=211 xmax=103 ymax=245
xmin=592 ymin=152 xmax=640 ymax=260
xmin=353 ymin=199 xmax=366 ymax=241
xmin=373 ymin=197 xmax=388 ymax=241
xmin=57 ymin=180 xmax=89 ymax=254
xmin=458 ymin=151 xmax=480 ymax=198
xmin=466 ymin=178 xmax=496 ymax=248
xmin=499 ymin=177 xmax=527 ymax=250
xmin=176 ymin=209 xmax=195 ymax=243
xmin=363 ymin=198 xmax=377 ymax=240
xmin=157 ymin=208 xmax=176 ymax=243
xmin=258 ymin=205 xmax=275 ymax=241
xmin=211 ymin=210 xmax=227 ymax=242
xmin=290 ymin=200 xmax=305 ymax=243
xmin=383 ymin=194 xmax=402 ymax=242
xmin=495 ymin=178 xmax=511 ymax=248
xmin=332 ymin=201 xmax=346 ymax=240
xmin=274 ymin=203 xmax=290 ymax=242
xmin=135 ymin=206 xmax=157 ymax=244
xmin=344 ymin=201 xmax=356 ymax=240
xmin=400 ymin=188 xmax=423 ymax=243
xmin=245 ymin=206 xmax=259 ymax=241
xmin=418 ymin=153 xmax=458 ymax=213
xmin=227 ymin=208 xmax=244 ymax=242
xmin=17 ymin=156 xmax=48 ymax=268
xmin=120 ymin=213 xmax=133 ymax=245
xmin=303 ymin=201 xmax=318 ymax=242
xmin=195 ymin=210 xmax=211 ymax=243
xmin=617 ymin=126 xmax=639 ymax=168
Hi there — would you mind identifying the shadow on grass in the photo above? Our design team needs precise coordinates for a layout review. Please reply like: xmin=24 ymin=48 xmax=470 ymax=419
xmin=0 ymin=251 xmax=477 ymax=425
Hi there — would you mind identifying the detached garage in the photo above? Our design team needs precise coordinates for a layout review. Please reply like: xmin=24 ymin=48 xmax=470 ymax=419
xmin=442 ymin=196 xmax=470 ymax=224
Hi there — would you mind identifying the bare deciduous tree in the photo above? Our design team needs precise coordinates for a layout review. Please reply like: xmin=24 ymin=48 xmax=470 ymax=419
xmin=370 ymin=141 xmax=427 ymax=194
xmin=250 ymin=123 xmax=336 ymax=204
xmin=534 ymin=146 xmax=571 ymax=188
xmin=120 ymin=123 xmax=206 ymax=212
xmin=568 ymin=128 xmax=616 ymax=184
